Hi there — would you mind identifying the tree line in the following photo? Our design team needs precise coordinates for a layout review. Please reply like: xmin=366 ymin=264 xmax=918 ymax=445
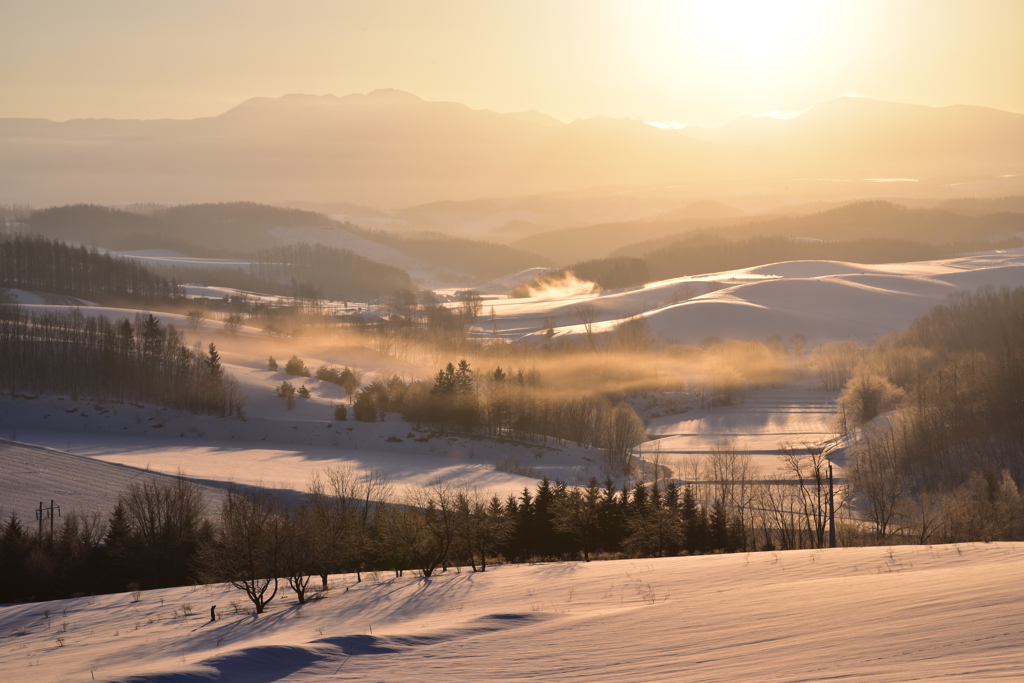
xmin=6 ymin=435 xmax=1005 ymax=608
xmin=0 ymin=305 xmax=244 ymax=416
xmin=0 ymin=467 xmax=747 ymax=608
xmin=0 ymin=234 xmax=184 ymax=303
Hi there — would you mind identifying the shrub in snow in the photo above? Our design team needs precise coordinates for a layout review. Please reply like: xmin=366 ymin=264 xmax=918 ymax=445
xmin=284 ymin=355 xmax=311 ymax=377
xmin=276 ymin=381 xmax=296 ymax=409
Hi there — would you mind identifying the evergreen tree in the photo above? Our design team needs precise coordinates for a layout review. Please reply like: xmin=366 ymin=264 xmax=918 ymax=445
xmin=681 ymin=485 xmax=709 ymax=554
xmin=710 ymin=499 xmax=731 ymax=552
xmin=534 ymin=477 xmax=557 ymax=558
xmin=0 ymin=514 xmax=30 ymax=603
xmin=204 ymin=343 xmax=223 ymax=379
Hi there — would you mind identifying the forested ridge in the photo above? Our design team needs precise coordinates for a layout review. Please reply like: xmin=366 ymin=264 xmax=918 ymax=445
xmin=512 ymin=199 xmax=1024 ymax=265
xmin=26 ymin=202 xmax=334 ymax=255
xmin=23 ymin=202 xmax=550 ymax=285
xmin=249 ymin=242 xmax=416 ymax=301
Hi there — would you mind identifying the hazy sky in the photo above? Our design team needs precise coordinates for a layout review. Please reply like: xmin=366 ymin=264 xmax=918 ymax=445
xmin=3 ymin=0 xmax=1022 ymax=125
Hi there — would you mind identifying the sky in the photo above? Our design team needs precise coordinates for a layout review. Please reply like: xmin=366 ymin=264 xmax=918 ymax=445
xmin=2 ymin=0 xmax=1023 ymax=125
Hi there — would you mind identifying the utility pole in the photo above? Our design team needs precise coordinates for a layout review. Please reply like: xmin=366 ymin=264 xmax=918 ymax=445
xmin=827 ymin=462 xmax=836 ymax=548
xmin=35 ymin=500 xmax=60 ymax=538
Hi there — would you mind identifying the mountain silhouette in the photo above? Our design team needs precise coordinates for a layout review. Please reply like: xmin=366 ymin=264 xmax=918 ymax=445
xmin=1 ymin=92 xmax=1020 ymax=207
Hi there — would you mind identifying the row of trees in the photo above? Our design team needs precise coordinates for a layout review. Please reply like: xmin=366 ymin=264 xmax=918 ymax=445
xmin=0 ymin=306 xmax=244 ymax=416
xmin=342 ymin=360 xmax=647 ymax=476
xmin=0 ymin=234 xmax=183 ymax=302
xmin=0 ymin=475 xmax=213 ymax=603
xmin=0 ymin=467 xmax=747 ymax=607
xmin=6 ymin=434 xmax=1015 ymax=608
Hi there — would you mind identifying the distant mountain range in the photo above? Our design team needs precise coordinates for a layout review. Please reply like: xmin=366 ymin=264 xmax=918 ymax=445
xmin=2 ymin=91 xmax=1022 ymax=208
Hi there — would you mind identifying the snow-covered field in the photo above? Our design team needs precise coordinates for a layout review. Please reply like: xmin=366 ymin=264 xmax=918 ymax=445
xmin=110 ymin=250 xmax=254 ymax=271
xmin=1 ymin=543 xmax=1021 ymax=682
xmin=6 ymin=248 xmax=1022 ymax=516
xmin=648 ymin=386 xmax=841 ymax=473
xmin=483 ymin=249 xmax=1024 ymax=346
xmin=0 ymin=440 xmax=231 ymax=523
xmin=3 ymin=248 xmax=1024 ymax=680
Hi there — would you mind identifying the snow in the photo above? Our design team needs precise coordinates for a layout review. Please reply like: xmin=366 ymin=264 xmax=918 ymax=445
xmin=647 ymin=386 xmax=841 ymax=473
xmin=470 ymin=267 xmax=553 ymax=295
xmin=3 ymin=290 xmax=96 ymax=307
xmin=9 ymin=247 xmax=1022 ymax=510
xmin=0 ymin=346 xmax=596 ymax=509
xmin=109 ymin=252 xmax=254 ymax=271
xmin=4 ymin=248 xmax=1024 ymax=679
xmin=482 ymin=249 xmax=1024 ymax=346
xmin=1 ymin=543 xmax=1021 ymax=681
xmin=0 ymin=440 xmax=226 ymax=523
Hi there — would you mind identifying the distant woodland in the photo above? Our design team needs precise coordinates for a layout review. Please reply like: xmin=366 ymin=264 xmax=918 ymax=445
xmin=514 ymin=200 xmax=1024 ymax=266
xmin=26 ymin=203 xmax=334 ymax=256
xmin=0 ymin=306 xmax=244 ymax=417
xmin=0 ymin=290 xmax=1021 ymax=606
xmin=19 ymin=202 xmax=551 ymax=286
xmin=839 ymin=286 xmax=1024 ymax=543
xmin=159 ymin=242 xmax=417 ymax=304
xmin=343 ymin=225 xmax=552 ymax=282
xmin=0 ymin=234 xmax=183 ymax=303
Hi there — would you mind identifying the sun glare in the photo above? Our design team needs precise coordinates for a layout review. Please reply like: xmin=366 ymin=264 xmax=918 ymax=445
xmin=692 ymin=0 xmax=839 ymax=75
xmin=628 ymin=0 xmax=852 ymax=114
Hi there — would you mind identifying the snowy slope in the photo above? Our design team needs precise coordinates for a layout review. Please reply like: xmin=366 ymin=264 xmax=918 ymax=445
xmin=0 ymin=543 xmax=1021 ymax=682
xmin=483 ymin=249 xmax=1024 ymax=346
xmin=0 ymin=440 xmax=229 ymax=523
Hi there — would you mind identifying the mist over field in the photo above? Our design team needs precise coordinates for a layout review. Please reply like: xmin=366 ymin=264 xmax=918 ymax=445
xmin=2 ymin=2 xmax=1024 ymax=681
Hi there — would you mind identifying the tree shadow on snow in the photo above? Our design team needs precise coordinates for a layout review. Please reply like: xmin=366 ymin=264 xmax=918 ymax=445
xmin=115 ymin=644 xmax=319 ymax=683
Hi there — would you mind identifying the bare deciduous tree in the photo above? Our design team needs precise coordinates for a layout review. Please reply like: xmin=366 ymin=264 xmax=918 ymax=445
xmin=572 ymin=303 xmax=597 ymax=348
xmin=201 ymin=485 xmax=283 ymax=615
xmin=847 ymin=419 xmax=910 ymax=543
xmin=186 ymin=309 xmax=206 ymax=331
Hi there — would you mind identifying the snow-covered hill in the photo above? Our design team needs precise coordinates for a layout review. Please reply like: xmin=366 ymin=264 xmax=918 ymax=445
xmin=0 ymin=543 xmax=1020 ymax=682
xmin=484 ymin=248 xmax=1024 ymax=346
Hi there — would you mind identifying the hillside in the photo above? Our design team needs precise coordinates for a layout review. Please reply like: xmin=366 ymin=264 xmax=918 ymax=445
xmin=519 ymin=200 xmax=1024 ymax=266
xmin=21 ymin=202 xmax=549 ymax=287
xmin=0 ymin=544 xmax=1019 ymax=681
xmin=483 ymin=248 xmax=1024 ymax=347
